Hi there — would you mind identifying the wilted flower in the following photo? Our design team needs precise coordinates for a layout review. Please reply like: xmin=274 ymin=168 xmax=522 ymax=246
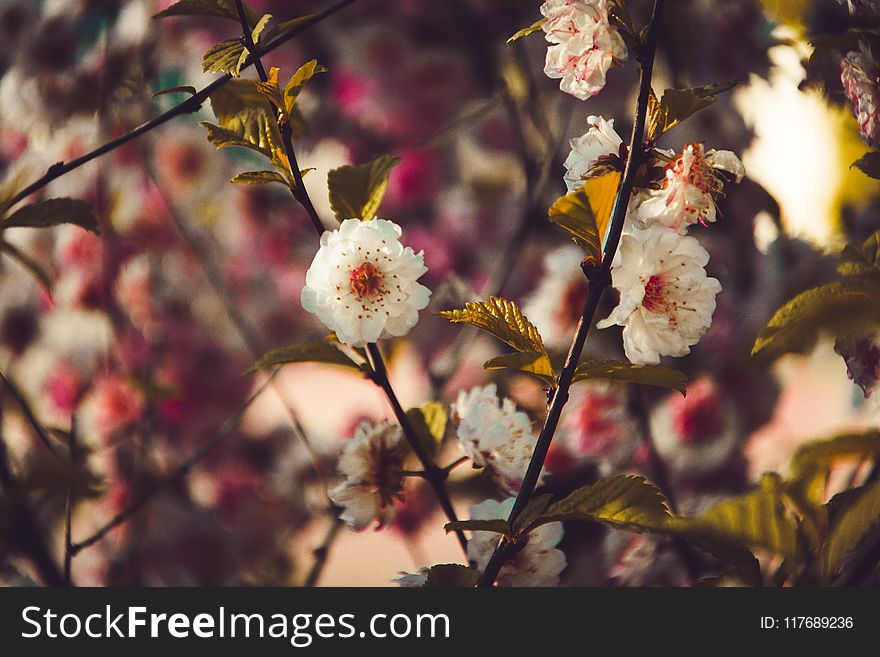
xmin=841 ymin=41 xmax=880 ymax=146
xmin=466 ymin=498 xmax=566 ymax=587
xmin=451 ymin=384 xmax=540 ymax=495
xmin=523 ymin=244 xmax=588 ymax=349
xmin=563 ymin=115 xmax=623 ymax=193
xmin=597 ymin=224 xmax=721 ymax=365
xmin=541 ymin=0 xmax=627 ymax=100
xmin=636 ymin=143 xmax=744 ymax=233
xmin=301 ymin=219 xmax=431 ymax=347
xmin=328 ymin=420 xmax=408 ymax=531
xmin=649 ymin=377 xmax=739 ymax=478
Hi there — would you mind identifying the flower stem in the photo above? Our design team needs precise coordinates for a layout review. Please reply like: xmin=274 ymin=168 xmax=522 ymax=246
xmin=477 ymin=0 xmax=666 ymax=587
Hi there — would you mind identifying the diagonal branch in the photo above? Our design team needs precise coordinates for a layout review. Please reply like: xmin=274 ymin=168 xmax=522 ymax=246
xmin=477 ymin=0 xmax=666 ymax=587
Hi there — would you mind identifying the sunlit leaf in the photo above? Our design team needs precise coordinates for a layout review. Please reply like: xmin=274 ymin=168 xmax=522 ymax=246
xmin=202 ymin=38 xmax=247 ymax=76
xmin=424 ymin=564 xmax=479 ymax=587
xmin=548 ymin=172 xmax=620 ymax=263
xmin=483 ymin=351 xmax=555 ymax=384
xmin=250 ymin=12 xmax=272 ymax=43
xmin=678 ymin=473 xmax=799 ymax=562
xmin=2 ymin=198 xmax=98 ymax=234
xmin=573 ymin=359 xmax=687 ymax=395
xmin=247 ymin=342 xmax=362 ymax=374
xmin=153 ymin=0 xmax=256 ymax=22
xmin=203 ymin=80 xmax=282 ymax=157
xmin=647 ymin=81 xmax=738 ymax=141
xmin=751 ymin=280 xmax=880 ymax=362
xmin=230 ymin=170 xmax=288 ymax=186
xmin=824 ymin=480 xmax=880 ymax=578
xmin=507 ymin=17 xmax=547 ymax=43
xmin=511 ymin=493 xmax=553 ymax=536
xmin=405 ymin=402 xmax=448 ymax=457
xmin=440 ymin=296 xmax=547 ymax=356
xmin=284 ymin=59 xmax=327 ymax=116
xmin=327 ymin=154 xmax=401 ymax=221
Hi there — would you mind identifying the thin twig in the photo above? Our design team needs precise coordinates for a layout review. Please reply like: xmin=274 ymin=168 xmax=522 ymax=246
xmin=0 ymin=371 xmax=59 ymax=456
xmin=69 ymin=374 xmax=277 ymax=555
xmin=478 ymin=0 xmax=666 ymax=587
xmin=5 ymin=0 xmax=357 ymax=210
xmin=304 ymin=515 xmax=344 ymax=587
xmin=62 ymin=416 xmax=78 ymax=586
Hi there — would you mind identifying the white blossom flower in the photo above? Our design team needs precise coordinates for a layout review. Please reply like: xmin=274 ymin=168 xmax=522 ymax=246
xmin=649 ymin=377 xmax=739 ymax=478
xmin=841 ymin=41 xmax=880 ymax=146
xmin=636 ymin=143 xmax=744 ymax=233
xmin=451 ymin=384 xmax=540 ymax=495
xmin=328 ymin=420 xmax=408 ymax=531
xmin=541 ymin=0 xmax=627 ymax=101
xmin=597 ymin=224 xmax=721 ymax=365
xmin=467 ymin=498 xmax=566 ymax=587
xmin=563 ymin=115 xmax=623 ymax=193
xmin=522 ymin=244 xmax=588 ymax=349
xmin=301 ymin=219 xmax=431 ymax=347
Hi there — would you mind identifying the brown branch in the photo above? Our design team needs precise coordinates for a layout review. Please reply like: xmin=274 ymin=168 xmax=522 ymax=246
xmin=304 ymin=514 xmax=344 ymax=587
xmin=478 ymin=0 xmax=666 ymax=587
xmin=4 ymin=0 xmax=357 ymax=210
xmin=62 ymin=416 xmax=78 ymax=586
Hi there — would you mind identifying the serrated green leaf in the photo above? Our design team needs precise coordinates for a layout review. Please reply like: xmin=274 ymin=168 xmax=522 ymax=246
xmin=250 ymin=12 xmax=272 ymax=43
xmin=440 ymin=296 xmax=548 ymax=356
xmin=2 ymin=198 xmax=98 ymax=234
xmin=202 ymin=38 xmax=247 ymax=76
xmin=824 ymin=480 xmax=880 ymax=578
xmin=0 ymin=241 xmax=53 ymax=289
xmin=204 ymin=80 xmax=282 ymax=157
xmin=230 ymin=170 xmax=288 ymax=186
xmin=483 ymin=351 xmax=555 ymax=384
xmin=526 ymin=475 xmax=671 ymax=534
xmin=511 ymin=493 xmax=553 ymax=536
xmin=284 ymin=59 xmax=327 ymax=116
xmin=327 ymin=154 xmax=400 ymax=221
xmin=851 ymin=152 xmax=880 ymax=179
xmin=678 ymin=473 xmax=799 ymax=562
xmin=153 ymin=0 xmax=256 ymax=22
xmin=573 ymin=359 xmax=687 ymax=395
xmin=751 ymin=280 xmax=880 ymax=362
xmin=424 ymin=564 xmax=479 ymax=587
xmin=405 ymin=402 xmax=447 ymax=457
xmin=507 ymin=17 xmax=547 ymax=43
xmin=647 ymin=81 xmax=738 ymax=141
xmin=548 ymin=172 xmax=620 ymax=263
xmin=247 ymin=342 xmax=361 ymax=374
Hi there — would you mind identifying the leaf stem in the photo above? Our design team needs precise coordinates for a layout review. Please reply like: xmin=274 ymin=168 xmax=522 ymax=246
xmin=477 ymin=0 xmax=666 ymax=587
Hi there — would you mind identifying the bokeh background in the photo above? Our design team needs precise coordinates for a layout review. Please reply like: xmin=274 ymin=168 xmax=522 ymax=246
xmin=0 ymin=0 xmax=878 ymax=586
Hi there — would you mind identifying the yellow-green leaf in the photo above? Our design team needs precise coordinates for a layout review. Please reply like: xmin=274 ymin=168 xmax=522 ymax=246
xmin=439 ymin=296 xmax=547 ymax=356
xmin=548 ymin=172 xmax=620 ymax=263
xmin=250 ymin=12 xmax=272 ymax=43
xmin=153 ymin=0 xmax=256 ymax=22
xmin=405 ymin=402 xmax=448 ymax=457
xmin=839 ymin=230 xmax=880 ymax=278
xmin=284 ymin=59 xmax=327 ymax=116
xmin=824 ymin=480 xmax=880 ymax=578
xmin=204 ymin=80 xmax=282 ymax=157
xmin=789 ymin=430 xmax=880 ymax=508
xmin=2 ymin=198 xmax=98 ymax=234
xmin=751 ymin=280 xmax=880 ymax=362
xmin=327 ymin=154 xmax=401 ymax=221
xmin=507 ymin=17 xmax=547 ymax=43
xmin=679 ymin=473 xmax=799 ymax=562
xmin=526 ymin=475 xmax=672 ymax=534
xmin=483 ymin=351 xmax=555 ymax=383
xmin=573 ymin=359 xmax=687 ymax=395
xmin=424 ymin=564 xmax=479 ymax=588
xmin=202 ymin=38 xmax=246 ymax=76
xmin=230 ymin=170 xmax=288 ymax=186
xmin=247 ymin=342 xmax=362 ymax=374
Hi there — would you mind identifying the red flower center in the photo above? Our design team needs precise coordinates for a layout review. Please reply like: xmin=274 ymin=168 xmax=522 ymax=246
xmin=349 ymin=261 xmax=385 ymax=300
xmin=642 ymin=275 xmax=666 ymax=312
